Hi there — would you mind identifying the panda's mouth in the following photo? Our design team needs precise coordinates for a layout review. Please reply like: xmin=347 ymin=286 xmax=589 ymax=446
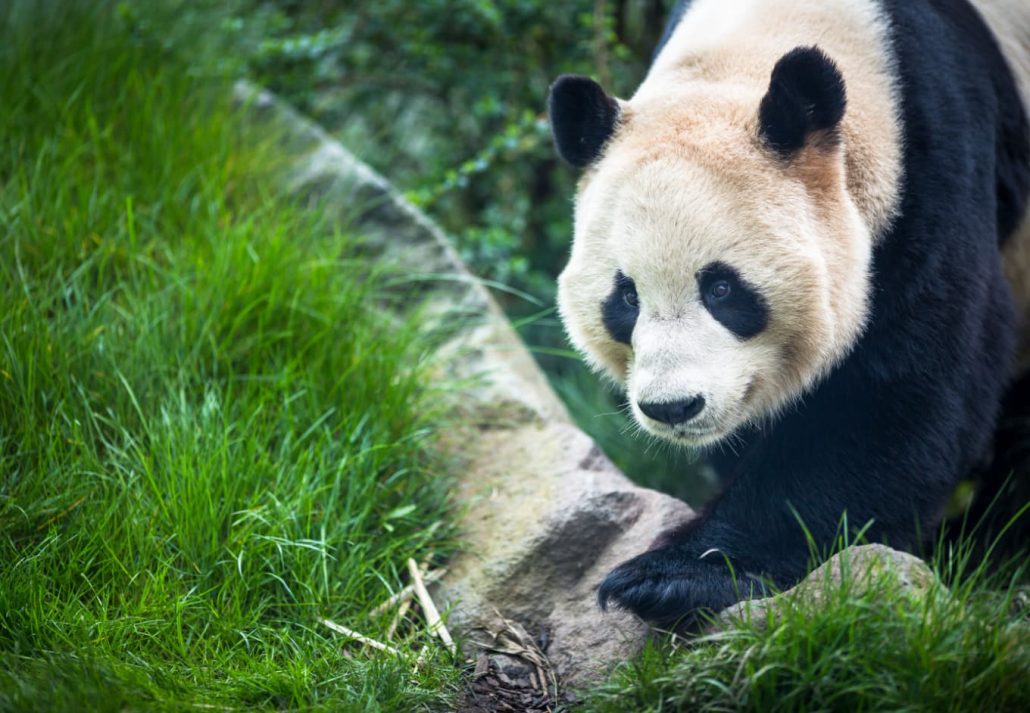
xmin=669 ymin=426 xmax=726 ymax=447
xmin=640 ymin=419 xmax=728 ymax=447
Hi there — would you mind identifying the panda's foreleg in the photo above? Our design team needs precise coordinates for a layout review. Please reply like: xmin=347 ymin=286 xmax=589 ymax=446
xmin=597 ymin=372 xmax=979 ymax=625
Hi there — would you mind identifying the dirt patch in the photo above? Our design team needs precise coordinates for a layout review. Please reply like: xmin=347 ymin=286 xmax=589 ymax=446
xmin=462 ymin=655 xmax=561 ymax=713
xmin=459 ymin=618 xmax=575 ymax=712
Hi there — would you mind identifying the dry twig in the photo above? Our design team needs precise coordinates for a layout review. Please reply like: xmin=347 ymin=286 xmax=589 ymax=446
xmin=407 ymin=557 xmax=457 ymax=656
xmin=320 ymin=618 xmax=401 ymax=656
xmin=372 ymin=567 xmax=447 ymax=617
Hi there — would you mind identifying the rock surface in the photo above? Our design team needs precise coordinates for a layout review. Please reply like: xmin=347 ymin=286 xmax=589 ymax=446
xmin=715 ymin=544 xmax=942 ymax=630
xmin=234 ymin=83 xmax=942 ymax=695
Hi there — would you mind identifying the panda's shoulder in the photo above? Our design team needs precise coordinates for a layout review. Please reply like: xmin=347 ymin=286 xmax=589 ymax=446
xmin=883 ymin=0 xmax=1030 ymax=243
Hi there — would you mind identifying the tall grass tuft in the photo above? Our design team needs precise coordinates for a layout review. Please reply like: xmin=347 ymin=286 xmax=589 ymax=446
xmin=0 ymin=2 xmax=458 ymax=709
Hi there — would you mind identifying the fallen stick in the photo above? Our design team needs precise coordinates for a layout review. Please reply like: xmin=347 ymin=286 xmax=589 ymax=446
xmin=386 ymin=557 xmax=439 ymax=640
xmin=320 ymin=618 xmax=402 ymax=656
xmin=371 ymin=568 xmax=447 ymax=617
xmin=407 ymin=557 xmax=457 ymax=656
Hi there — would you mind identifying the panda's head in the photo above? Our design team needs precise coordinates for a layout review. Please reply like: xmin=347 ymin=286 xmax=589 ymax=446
xmin=550 ymin=47 xmax=874 ymax=447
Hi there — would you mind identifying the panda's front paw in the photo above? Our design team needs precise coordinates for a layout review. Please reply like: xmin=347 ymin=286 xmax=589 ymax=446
xmin=598 ymin=546 xmax=764 ymax=625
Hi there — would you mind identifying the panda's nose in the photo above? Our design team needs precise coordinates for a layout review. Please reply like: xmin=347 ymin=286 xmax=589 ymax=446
xmin=638 ymin=396 xmax=706 ymax=426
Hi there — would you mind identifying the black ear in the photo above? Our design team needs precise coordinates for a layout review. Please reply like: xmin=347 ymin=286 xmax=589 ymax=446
xmin=548 ymin=74 xmax=620 ymax=167
xmin=759 ymin=47 xmax=847 ymax=156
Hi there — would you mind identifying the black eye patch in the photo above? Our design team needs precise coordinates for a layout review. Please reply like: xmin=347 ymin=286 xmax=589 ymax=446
xmin=697 ymin=262 xmax=769 ymax=339
xmin=601 ymin=271 xmax=639 ymax=345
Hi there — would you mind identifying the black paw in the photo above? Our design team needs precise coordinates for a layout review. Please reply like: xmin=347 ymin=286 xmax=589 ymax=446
xmin=598 ymin=546 xmax=765 ymax=624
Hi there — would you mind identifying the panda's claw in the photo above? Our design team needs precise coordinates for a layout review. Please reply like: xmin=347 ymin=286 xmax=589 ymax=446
xmin=598 ymin=546 xmax=764 ymax=625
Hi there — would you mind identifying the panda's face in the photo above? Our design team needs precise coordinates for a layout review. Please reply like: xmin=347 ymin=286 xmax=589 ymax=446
xmin=552 ymin=51 xmax=876 ymax=446
xmin=560 ymin=154 xmax=872 ymax=446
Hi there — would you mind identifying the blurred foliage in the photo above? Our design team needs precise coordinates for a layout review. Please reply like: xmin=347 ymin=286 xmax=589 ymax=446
xmin=236 ymin=0 xmax=664 ymax=294
xmin=219 ymin=0 xmax=712 ymax=502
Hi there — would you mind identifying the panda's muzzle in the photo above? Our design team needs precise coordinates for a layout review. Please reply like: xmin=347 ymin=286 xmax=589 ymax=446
xmin=637 ymin=396 xmax=706 ymax=426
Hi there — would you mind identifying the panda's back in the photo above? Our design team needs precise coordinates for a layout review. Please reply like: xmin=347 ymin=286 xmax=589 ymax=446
xmin=906 ymin=0 xmax=1025 ymax=364
xmin=970 ymin=0 xmax=1030 ymax=112
xmin=970 ymin=0 xmax=1030 ymax=362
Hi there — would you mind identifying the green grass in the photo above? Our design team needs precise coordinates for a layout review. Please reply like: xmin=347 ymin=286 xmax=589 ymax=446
xmin=0 ymin=2 xmax=459 ymax=710
xmin=582 ymin=540 xmax=1030 ymax=713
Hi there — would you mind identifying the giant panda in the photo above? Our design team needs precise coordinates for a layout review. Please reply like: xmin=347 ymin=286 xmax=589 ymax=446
xmin=547 ymin=0 xmax=1030 ymax=623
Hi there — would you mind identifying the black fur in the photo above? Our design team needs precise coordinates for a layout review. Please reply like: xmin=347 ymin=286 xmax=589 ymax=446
xmin=697 ymin=262 xmax=769 ymax=339
xmin=595 ymin=0 xmax=1030 ymax=623
xmin=953 ymin=368 xmax=1030 ymax=557
xmin=598 ymin=545 xmax=766 ymax=624
xmin=955 ymin=0 xmax=1030 ymax=245
xmin=548 ymin=75 xmax=621 ymax=167
xmin=601 ymin=271 xmax=639 ymax=345
xmin=759 ymin=47 xmax=847 ymax=155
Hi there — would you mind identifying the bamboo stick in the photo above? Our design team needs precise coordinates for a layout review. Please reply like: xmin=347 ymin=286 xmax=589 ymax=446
xmin=320 ymin=618 xmax=402 ymax=656
xmin=406 ymin=557 xmax=456 ymax=656
xmin=371 ymin=568 xmax=447 ymax=617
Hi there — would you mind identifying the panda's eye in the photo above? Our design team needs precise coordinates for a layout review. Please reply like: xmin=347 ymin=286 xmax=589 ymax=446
xmin=697 ymin=262 xmax=768 ymax=339
xmin=603 ymin=271 xmax=639 ymax=345
xmin=708 ymin=280 xmax=732 ymax=302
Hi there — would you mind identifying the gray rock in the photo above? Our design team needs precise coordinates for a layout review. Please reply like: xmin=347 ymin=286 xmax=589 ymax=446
xmin=443 ymin=422 xmax=694 ymax=684
xmin=715 ymin=544 xmax=942 ymax=630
